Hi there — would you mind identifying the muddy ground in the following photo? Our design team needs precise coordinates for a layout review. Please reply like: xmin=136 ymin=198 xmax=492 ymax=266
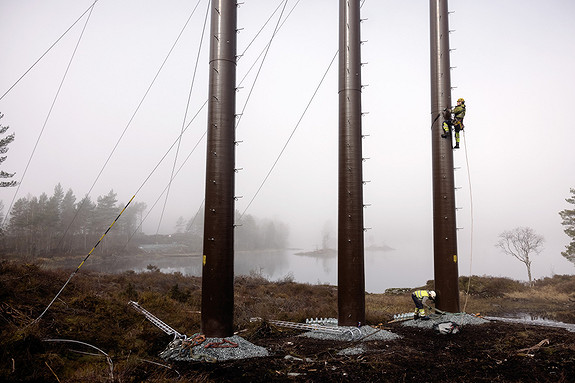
xmin=166 ymin=320 xmax=575 ymax=383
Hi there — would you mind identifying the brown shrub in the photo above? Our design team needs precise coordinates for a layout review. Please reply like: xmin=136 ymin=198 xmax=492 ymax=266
xmin=459 ymin=275 xmax=527 ymax=298
xmin=533 ymin=274 xmax=575 ymax=294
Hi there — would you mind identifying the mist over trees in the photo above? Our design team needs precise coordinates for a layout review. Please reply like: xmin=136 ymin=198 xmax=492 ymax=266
xmin=1 ymin=185 xmax=146 ymax=257
xmin=170 ymin=208 xmax=289 ymax=253
xmin=0 ymin=184 xmax=289 ymax=258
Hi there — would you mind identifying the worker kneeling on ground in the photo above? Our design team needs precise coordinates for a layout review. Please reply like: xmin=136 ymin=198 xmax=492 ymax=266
xmin=412 ymin=290 xmax=436 ymax=320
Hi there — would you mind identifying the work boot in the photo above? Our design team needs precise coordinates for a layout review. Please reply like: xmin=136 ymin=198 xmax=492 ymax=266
xmin=453 ymin=143 xmax=460 ymax=149
xmin=441 ymin=132 xmax=449 ymax=138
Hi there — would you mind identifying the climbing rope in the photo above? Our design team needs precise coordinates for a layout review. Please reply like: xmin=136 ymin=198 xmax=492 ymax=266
xmin=182 ymin=334 xmax=206 ymax=349
xmin=461 ymin=129 xmax=474 ymax=313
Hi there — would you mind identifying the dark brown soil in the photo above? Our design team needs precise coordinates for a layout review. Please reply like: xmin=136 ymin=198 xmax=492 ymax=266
xmin=2 ymin=261 xmax=575 ymax=382
xmin=173 ymin=321 xmax=575 ymax=383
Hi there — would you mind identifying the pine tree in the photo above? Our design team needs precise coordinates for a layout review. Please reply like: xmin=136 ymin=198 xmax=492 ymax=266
xmin=8 ymin=197 xmax=30 ymax=255
xmin=0 ymin=113 xmax=17 ymax=187
xmin=44 ymin=184 xmax=65 ymax=253
xmin=93 ymin=190 xmax=120 ymax=254
xmin=75 ymin=195 xmax=96 ymax=250
xmin=559 ymin=188 xmax=575 ymax=266
xmin=116 ymin=200 xmax=147 ymax=245
xmin=93 ymin=190 xmax=119 ymax=232
xmin=60 ymin=188 xmax=77 ymax=253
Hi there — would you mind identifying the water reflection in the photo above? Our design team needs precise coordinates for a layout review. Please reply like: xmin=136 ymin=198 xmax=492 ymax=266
xmin=83 ymin=247 xmax=432 ymax=293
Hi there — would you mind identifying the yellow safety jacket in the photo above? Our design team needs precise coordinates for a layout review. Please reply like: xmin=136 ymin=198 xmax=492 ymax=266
xmin=413 ymin=290 xmax=431 ymax=300
xmin=453 ymin=104 xmax=466 ymax=120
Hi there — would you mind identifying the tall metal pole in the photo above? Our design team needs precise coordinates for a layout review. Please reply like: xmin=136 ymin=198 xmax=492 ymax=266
xmin=201 ymin=0 xmax=237 ymax=337
xmin=429 ymin=0 xmax=460 ymax=312
xmin=338 ymin=0 xmax=365 ymax=326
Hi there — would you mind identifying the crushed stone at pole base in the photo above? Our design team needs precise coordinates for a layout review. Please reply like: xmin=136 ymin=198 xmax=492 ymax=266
xmin=160 ymin=335 xmax=269 ymax=362
xmin=159 ymin=315 xmax=490 ymax=363
xmin=299 ymin=326 xmax=401 ymax=357
xmin=400 ymin=313 xmax=490 ymax=329
xmin=300 ymin=325 xmax=401 ymax=342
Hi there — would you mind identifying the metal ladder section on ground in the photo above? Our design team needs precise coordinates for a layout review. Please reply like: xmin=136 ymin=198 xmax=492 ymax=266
xmin=128 ymin=301 xmax=184 ymax=339
xmin=252 ymin=318 xmax=362 ymax=340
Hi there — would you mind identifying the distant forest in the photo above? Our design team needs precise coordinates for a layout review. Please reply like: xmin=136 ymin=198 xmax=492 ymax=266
xmin=0 ymin=184 xmax=289 ymax=258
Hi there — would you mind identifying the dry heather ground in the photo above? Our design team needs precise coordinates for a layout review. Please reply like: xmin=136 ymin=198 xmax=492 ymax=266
xmin=1 ymin=261 xmax=574 ymax=382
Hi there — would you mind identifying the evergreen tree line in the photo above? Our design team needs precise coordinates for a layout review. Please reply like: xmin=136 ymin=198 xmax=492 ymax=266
xmin=0 ymin=184 xmax=147 ymax=257
xmin=0 ymin=184 xmax=290 ymax=258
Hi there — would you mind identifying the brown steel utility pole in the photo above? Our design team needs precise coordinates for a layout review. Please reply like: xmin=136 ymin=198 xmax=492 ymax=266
xmin=429 ymin=0 xmax=460 ymax=312
xmin=338 ymin=0 xmax=366 ymax=326
xmin=201 ymin=0 xmax=237 ymax=337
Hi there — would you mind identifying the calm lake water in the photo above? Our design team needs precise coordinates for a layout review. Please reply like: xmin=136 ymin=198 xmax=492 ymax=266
xmin=84 ymin=248 xmax=433 ymax=293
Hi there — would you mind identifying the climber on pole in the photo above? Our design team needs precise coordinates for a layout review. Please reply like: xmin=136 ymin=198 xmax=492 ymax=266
xmin=442 ymin=98 xmax=466 ymax=149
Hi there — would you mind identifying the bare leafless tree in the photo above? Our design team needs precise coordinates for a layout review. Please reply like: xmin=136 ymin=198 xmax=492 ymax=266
xmin=496 ymin=227 xmax=544 ymax=285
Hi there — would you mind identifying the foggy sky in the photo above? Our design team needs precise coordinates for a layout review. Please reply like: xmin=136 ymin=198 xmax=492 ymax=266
xmin=1 ymin=0 xmax=574 ymax=284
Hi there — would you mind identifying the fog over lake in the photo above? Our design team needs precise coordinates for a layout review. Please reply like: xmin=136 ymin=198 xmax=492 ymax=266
xmin=76 ymin=246 xmax=431 ymax=293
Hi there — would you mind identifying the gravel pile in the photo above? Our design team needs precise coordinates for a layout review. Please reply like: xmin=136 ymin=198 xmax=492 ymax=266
xmin=159 ymin=325 xmax=400 ymax=362
xmin=401 ymin=313 xmax=489 ymax=329
xmin=337 ymin=345 xmax=366 ymax=356
xmin=300 ymin=325 xmax=401 ymax=342
xmin=160 ymin=335 xmax=269 ymax=362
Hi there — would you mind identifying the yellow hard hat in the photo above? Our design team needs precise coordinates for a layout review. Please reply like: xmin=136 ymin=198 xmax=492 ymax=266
xmin=457 ymin=98 xmax=465 ymax=103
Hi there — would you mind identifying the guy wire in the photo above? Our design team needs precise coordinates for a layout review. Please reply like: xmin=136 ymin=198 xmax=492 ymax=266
xmin=235 ymin=0 xmax=289 ymax=130
xmin=2 ymin=2 xmax=96 ymax=228
xmin=239 ymin=0 xmax=365 ymax=219
xmin=156 ymin=0 xmax=210 ymax=235
xmin=31 ymin=94 xmax=208 ymax=325
xmin=32 ymin=195 xmax=135 ymax=324
xmin=0 ymin=0 xmax=100 ymax=102
xmin=240 ymin=49 xmax=338 ymax=219
xmin=38 ymin=1 xmax=203 ymax=252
